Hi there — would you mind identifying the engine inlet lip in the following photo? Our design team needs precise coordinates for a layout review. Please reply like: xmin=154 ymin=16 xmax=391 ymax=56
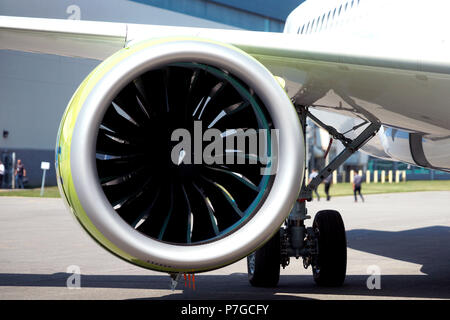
xmin=70 ymin=39 xmax=304 ymax=271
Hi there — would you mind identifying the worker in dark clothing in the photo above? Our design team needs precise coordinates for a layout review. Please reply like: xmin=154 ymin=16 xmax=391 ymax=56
xmin=324 ymin=174 xmax=332 ymax=201
xmin=353 ymin=172 xmax=364 ymax=202
xmin=15 ymin=159 xmax=26 ymax=189
xmin=308 ymin=168 xmax=320 ymax=201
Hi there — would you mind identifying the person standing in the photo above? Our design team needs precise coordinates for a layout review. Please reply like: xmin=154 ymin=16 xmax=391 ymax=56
xmin=353 ymin=172 xmax=364 ymax=202
xmin=324 ymin=174 xmax=332 ymax=201
xmin=0 ymin=160 xmax=4 ymax=189
xmin=308 ymin=168 xmax=320 ymax=201
xmin=15 ymin=159 xmax=26 ymax=189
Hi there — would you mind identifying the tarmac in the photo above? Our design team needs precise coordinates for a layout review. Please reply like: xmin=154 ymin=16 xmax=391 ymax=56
xmin=0 ymin=191 xmax=449 ymax=300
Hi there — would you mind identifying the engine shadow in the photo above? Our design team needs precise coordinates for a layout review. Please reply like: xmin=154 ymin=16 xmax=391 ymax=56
xmin=0 ymin=226 xmax=448 ymax=299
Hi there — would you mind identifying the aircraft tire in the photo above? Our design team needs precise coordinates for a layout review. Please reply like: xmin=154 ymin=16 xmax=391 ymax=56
xmin=247 ymin=230 xmax=281 ymax=287
xmin=312 ymin=210 xmax=347 ymax=286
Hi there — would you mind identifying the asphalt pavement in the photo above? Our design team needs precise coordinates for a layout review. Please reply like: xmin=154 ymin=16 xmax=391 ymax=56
xmin=0 ymin=191 xmax=449 ymax=300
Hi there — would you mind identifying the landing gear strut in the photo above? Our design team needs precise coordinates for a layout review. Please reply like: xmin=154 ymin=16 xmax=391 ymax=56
xmin=247 ymin=105 xmax=380 ymax=287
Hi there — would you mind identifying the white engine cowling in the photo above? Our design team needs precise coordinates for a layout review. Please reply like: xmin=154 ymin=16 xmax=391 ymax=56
xmin=56 ymin=38 xmax=304 ymax=273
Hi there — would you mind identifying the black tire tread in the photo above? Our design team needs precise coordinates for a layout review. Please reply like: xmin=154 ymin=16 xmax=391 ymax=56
xmin=312 ymin=210 xmax=347 ymax=287
xmin=247 ymin=231 xmax=281 ymax=287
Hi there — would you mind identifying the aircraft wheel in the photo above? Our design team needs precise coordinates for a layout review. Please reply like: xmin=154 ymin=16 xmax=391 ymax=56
xmin=312 ymin=210 xmax=347 ymax=286
xmin=247 ymin=230 xmax=281 ymax=287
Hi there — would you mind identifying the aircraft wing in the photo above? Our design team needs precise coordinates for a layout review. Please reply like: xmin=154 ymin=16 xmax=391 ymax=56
xmin=2 ymin=15 xmax=450 ymax=169
xmin=2 ymin=15 xmax=450 ymax=71
xmin=0 ymin=16 xmax=126 ymax=60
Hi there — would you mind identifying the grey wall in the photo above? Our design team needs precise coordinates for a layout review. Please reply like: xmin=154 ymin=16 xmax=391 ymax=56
xmin=0 ymin=51 xmax=100 ymax=151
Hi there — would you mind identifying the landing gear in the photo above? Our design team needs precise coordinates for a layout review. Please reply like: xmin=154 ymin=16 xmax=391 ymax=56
xmin=247 ymin=231 xmax=281 ymax=287
xmin=312 ymin=210 xmax=347 ymax=286
xmin=247 ymin=104 xmax=380 ymax=288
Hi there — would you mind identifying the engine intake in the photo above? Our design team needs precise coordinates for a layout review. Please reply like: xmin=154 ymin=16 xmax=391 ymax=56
xmin=56 ymin=38 xmax=304 ymax=272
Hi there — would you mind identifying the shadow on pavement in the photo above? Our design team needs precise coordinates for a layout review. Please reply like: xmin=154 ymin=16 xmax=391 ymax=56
xmin=0 ymin=272 xmax=448 ymax=299
xmin=0 ymin=226 xmax=448 ymax=299
xmin=347 ymin=225 xmax=450 ymax=277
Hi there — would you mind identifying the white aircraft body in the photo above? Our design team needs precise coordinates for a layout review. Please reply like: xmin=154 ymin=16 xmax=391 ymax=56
xmin=0 ymin=0 xmax=448 ymax=287
xmin=283 ymin=0 xmax=450 ymax=169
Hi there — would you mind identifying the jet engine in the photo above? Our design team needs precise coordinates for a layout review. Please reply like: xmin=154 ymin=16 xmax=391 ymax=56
xmin=56 ymin=38 xmax=304 ymax=273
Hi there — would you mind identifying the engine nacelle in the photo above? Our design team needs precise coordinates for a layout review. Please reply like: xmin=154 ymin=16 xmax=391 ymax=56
xmin=56 ymin=38 xmax=304 ymax=273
